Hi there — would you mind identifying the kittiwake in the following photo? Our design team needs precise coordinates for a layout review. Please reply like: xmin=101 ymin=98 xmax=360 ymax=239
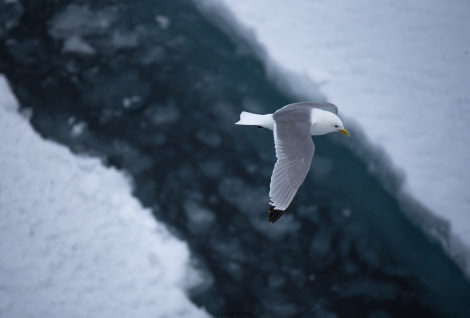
xmin=235 ymin=102 xmax=350 ymax=223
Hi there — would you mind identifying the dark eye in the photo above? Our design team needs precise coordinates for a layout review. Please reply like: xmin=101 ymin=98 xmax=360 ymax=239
xmin=334 ymin=124 xmax=339 ymax=128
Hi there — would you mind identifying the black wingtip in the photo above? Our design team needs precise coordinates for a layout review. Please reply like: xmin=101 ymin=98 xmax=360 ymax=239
xmin=269 ymin=204 xmax=286 ymax=223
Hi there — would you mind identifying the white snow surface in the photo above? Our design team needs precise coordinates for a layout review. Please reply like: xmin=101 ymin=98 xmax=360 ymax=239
xmin=194 ymin=0 xmax=470 ymax=274
xmin=0 ymin=75 xmax=209 ymax=318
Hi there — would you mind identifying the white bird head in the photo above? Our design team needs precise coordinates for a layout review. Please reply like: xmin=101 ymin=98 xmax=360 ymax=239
xmin=310 ymin=108 xmax=350 ymax=136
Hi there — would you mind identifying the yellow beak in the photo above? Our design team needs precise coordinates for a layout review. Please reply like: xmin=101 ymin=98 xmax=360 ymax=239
xmin=339 ymin=128 xmax=350 ymax=137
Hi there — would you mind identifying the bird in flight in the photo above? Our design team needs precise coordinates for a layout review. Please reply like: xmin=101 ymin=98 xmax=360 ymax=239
xmin=235 ymin=102 xmax=350 ymax=223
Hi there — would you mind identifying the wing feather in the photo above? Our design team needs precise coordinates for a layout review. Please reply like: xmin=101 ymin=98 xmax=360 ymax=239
xmin=268 ymin=109 xmax=315 ymax=222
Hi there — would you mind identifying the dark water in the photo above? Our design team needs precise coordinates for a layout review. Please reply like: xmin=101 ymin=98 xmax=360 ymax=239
xmin=1 ymin=1 xmax=470 ymax=317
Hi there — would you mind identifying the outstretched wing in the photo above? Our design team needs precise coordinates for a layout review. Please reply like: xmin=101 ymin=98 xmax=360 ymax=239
xmin=269 ymin=108 xmax=315 ymax=223
xmin=277 ymin=101 xmax=338 ymax=115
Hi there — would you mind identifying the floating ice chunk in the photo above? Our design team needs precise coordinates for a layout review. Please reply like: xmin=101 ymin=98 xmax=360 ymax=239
xmin=155 ymin=15 xmax=171 ymax=29
xmin=0 ymin=0 xmax=23 ymax=40
xmin=342 ymin=208 xmax=352 ymax=218
xmin=226 ymin=261 xmax=243 ymax=280
xmin=183 ymin=259 xmax=214 ymax=296
xmin=62 ymin=35 xmax=95 ymax=55
xmin=49 ymin=4 xmax=117 ymax=39
xmin=71 ymin=121 xmax=87 ymax=137
xmin=122 ymin=95 xmax=142 ymax=110
xmin=184 ymin=200 xmax=216 ymax=234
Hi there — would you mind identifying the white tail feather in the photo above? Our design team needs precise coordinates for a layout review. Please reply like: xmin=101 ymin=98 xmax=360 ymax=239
xmin=235 ymin=111 xmax=274 ymax=130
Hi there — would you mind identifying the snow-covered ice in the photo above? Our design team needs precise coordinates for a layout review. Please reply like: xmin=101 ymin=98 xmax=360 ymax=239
xmin=0 ymin=75 xmax=209 ymax=317
xmin=194 ymin=0 xmax=470 ymax=276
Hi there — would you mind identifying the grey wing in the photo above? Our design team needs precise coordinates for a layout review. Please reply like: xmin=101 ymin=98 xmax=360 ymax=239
xmin=278 ymin=101 xmax=338 ymax=115
xmin=269 ymin=119 xmax=315 ymax=217
xmin=315 ymin=102 xmax=338 ymax=114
